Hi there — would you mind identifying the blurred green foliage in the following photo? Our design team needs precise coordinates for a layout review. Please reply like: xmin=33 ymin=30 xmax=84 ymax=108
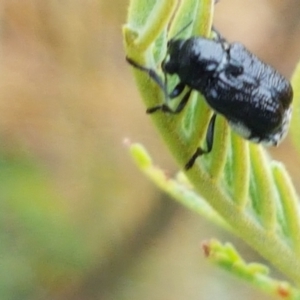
xmin=0 ymin=147 xmax=97 ymax=299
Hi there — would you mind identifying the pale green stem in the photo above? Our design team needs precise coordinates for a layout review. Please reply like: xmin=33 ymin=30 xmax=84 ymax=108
xmin=272 ymin=163 xmax=300 ymax=256
xmin=249 ymin=145 xmax=277 ymax=231
xmin=231 ymin=132 xmax=250 ymax=208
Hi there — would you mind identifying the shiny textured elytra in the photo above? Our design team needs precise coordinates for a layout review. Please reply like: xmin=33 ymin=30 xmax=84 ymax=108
xmin=163 ymin=37 xmax=293 ymax=145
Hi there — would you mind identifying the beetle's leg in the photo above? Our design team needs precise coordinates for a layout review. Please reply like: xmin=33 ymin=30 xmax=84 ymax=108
xmin=126 ymin=56 xmax=191 ymax=115
xmin=171 ymin=88 xmax=192 ymax=113
xmin=185 ymin=113 xmax=217 ymax=170
xmin=147 ymin=88 xmax=192 ymax=114
xmin=146 ymin=81 xmax=186 ymax=113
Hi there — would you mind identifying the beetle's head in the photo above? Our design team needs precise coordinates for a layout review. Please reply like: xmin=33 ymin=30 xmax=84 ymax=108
xmin=162 ymin=39 xmax=184 ymax=75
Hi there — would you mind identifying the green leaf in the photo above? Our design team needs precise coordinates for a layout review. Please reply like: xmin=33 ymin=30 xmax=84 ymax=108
xmin=124 ymin=0 xmax=300 ymax=289
xmin=203 ymin=240 xmax=300 ymax=300
xmin=129 ymin=143 xmax=230 ymax=231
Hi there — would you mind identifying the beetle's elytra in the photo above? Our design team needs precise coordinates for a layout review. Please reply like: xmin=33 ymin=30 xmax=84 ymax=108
xmin=126 ymin=29 xmax=293 ymax=170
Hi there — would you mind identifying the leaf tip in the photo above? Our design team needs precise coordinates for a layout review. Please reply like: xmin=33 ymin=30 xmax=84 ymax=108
xmin=127 ymin=141 xmax=152 ymax=168
xmin=123 ymin=25 xmax=139 ymax=49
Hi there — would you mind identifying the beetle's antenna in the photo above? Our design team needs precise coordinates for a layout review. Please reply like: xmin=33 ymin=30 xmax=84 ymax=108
xmin=171 ymin=20 xmax=193 ymax=40
xmin=126 ymin=57 xmax=168 ymax=98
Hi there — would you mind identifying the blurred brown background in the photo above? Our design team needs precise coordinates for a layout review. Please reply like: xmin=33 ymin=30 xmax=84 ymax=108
xmin=0 ymin=0 xmax=300 ymax=299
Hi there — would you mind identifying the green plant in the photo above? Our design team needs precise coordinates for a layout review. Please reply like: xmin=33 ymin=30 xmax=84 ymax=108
xmin=123 ymin=0 xmax=300 ymax=298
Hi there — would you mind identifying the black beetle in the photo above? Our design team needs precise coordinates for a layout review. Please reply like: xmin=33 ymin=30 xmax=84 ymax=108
xmin=126 ymin=29 xmax=293 ymax=169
